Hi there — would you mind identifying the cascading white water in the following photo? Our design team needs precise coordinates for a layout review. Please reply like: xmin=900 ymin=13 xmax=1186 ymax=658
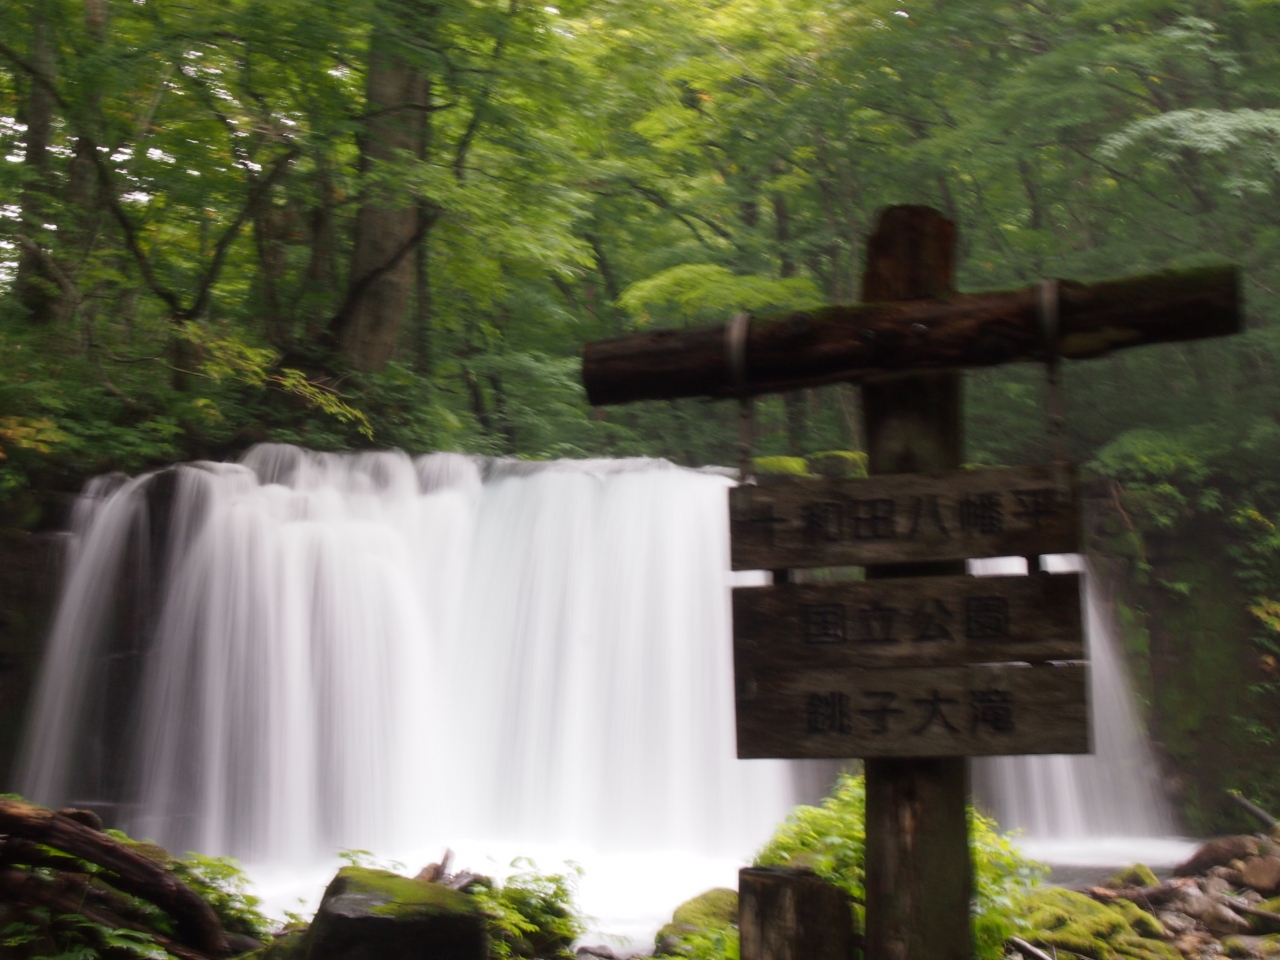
xmin=18 ymin=445 xmax=795 ymax=865
xmin=970 ymin=555 xmax=1181 ymax=865
xmin=18 ymin=445 xmax=1188 ymax=926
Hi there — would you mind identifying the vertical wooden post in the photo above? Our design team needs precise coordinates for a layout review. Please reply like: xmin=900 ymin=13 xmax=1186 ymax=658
xmin=860 ymin=206 xmax=972 ymax=960
xmin=739 ymin=867 xmax=859 ymax=960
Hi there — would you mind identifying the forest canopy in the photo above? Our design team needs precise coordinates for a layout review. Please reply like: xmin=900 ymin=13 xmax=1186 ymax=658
xmin=2 ymin=0 xmax=1280 ymax=829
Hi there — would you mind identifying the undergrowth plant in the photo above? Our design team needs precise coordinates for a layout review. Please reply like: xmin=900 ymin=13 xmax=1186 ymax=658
xmin=754 ymin=773 xmax=1044 ymax=960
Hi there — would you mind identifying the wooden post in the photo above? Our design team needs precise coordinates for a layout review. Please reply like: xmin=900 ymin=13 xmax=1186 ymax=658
xmin=739 ymin=867 xmax=858 ymax=960
xmin=860 ymin=206 xmax=972 ymax=960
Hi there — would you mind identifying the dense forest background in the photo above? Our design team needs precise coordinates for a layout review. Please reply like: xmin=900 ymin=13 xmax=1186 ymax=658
xmin=1 ymin=0 xmax=1279 ymax=832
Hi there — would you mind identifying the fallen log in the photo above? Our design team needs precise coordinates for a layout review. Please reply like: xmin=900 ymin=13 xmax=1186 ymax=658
xmin=0 ymin=866 xmax=214 ymax=960
xmin=1009 ymin=936 xmax=1055 ymax=960
xmin=582 ymin=264 xmax=1240 ymax=405
xmin=0 ymin=798 xmax=230 ymax=958
xmin=1086 ymin=879 xmax=1192 ymax=909
xmin=1228 ymin=790 xmax=1279 ymax=831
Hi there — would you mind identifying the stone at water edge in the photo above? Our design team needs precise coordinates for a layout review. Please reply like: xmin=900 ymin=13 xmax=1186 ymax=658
xmin=654 ymin=887 xmax=738 ymax=955
xmin=1242 ymin=858 xmax=1280 ymax=898
xmin=1176 ymin=837 xmax=1262 ymax=877
xmin=299 ymin=866 xmax=486 ymax=960
xmin=1106 ymin=863 xmax=1160 ymax=889
xmin=1221 ymin=934 xmax=1280 ymax=958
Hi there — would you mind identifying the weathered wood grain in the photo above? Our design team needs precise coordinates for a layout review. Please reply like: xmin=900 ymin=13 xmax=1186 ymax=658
xmin=730 ymin=463 xmax=1077 ymax=569
xmin=734 ymin=572 xmax=1082 ymax=670
xmin=582 ymin=264 xmax=1240 ymax=405
xmin=739 ymin=867 xmax=860 ymax=960
xmin=735 ymin=661 xmax=1088 ymax=758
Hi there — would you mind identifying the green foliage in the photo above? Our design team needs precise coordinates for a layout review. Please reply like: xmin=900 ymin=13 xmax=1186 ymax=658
xmin=467 ymin=859 xmax=585 ymax=960
xmin=170 ymin=852 xmax=272 ymax=940
xmin=753 ymin=773 xmax=1045 ymax=960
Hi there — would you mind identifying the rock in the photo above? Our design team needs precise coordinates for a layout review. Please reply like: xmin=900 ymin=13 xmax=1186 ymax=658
xmin=1108 ymin=863 xmax=1161 ymax=888
xmin=654 ymin=887 xmax=737 ymax=956
xmin=1215 ymin=864 xmax=1248 ymax=884
xmin=806 ymin=451 xmax=868 ymax=479
xmin=1023 ymin=888 xmax=1179 ymax=959
xmin=1159 ymin=910 xmax=1196 ymax=935
xmin=1208 ymin=877 xmax=1237 ymax=897
xmin=1184 ymin=897 xmax=1251 ymax=936
xmin=1241 ymin=859 xmax=1280 ymax=897
xmin=1222 ymin=934 xmax=1280 ymax=958
xmin=299 ymin=866 xmax=486 ymax=960
xmin=576 ymin=947 xmax=622 ymax=959
xmin=1178 ymin=838 xmax=1262 ymax=877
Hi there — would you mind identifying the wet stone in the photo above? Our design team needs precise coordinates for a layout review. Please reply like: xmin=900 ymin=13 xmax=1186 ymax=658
xmin=300 ymin=867 xmax=486 ymax=960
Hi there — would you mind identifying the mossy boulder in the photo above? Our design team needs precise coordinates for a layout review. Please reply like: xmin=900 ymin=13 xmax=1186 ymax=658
xmin=299 ymin=867 xmax=486 ymax=960
xmin=1106 ymin=864 xmax=1160 ymax=889
xmin=655 ymin=887 xmax=737 ymax=955
xmin=1223 ymin=934 xmax=1280 ymax=957
xmin=752 ymin=456 xmax=810 ymax=477
xmin=806 ymin=451 xmax=868 ymax=479
xmin=1021 ymin=887 xmax=1179 ymax=960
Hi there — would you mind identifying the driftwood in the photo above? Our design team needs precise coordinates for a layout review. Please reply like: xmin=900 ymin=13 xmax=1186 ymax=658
xmin=0 ymin=866 xmax=214 ymax=960
xmin=1009 ymin=936 xmax=1055 ymax=960
xmin=1085 ymin=879 xmax=1192 ymax=909
xmin=582 ymin=264 xmax=1239 ymax=405
xmin=0 ymin=798 xmax=230 ymax=958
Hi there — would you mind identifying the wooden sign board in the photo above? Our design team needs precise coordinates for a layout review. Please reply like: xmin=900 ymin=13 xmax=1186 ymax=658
xmin=733 ymin=572 xmax=1083 ymax=671
xmin=735 ymin=661 xmax=1089 ymax=759
xmin=729 ymin=464 xmax=1077 ymax=570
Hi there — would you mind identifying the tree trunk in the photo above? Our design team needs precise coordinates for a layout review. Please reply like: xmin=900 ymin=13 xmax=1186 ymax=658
xmin=254 ymin=197 xmax=289 ymax=346
xmin=303 ymin=157 xmax=338 ymax=340
xmin=336 ymin=28 xmax=427 ymax=370
xmin=14 ymin=4 xmax=60 ymax=324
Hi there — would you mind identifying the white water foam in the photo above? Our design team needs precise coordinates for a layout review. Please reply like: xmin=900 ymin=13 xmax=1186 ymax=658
xmin=17 ymin=447 xmax=792 ymax=942
xmin=971 ymin=554 xmax=1192 ymax=869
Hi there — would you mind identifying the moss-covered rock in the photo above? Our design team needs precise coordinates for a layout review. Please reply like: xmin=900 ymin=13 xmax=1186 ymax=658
xmin=301 ymin=867 xmax=486 ymax=960
xmin=655 ymin=887 xmax=737 ymax=956
xmin=237 ymin=928 xmax=307 ymax=959
xmin=806 ymin=451 xmax=868 ymax=479
xmin=1106 ymin=864 xmax=1160 ymax=889
xmin=752 ymin=456 xmax=810 ymax=477
xmin=1223 ymin=934 xmax=1280 ymax=957
xmin=1021 ymin=888 xmax=1179 ymax=960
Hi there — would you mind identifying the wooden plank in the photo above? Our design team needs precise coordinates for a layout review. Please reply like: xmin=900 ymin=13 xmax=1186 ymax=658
xmin=735 ymin=661 xmax=1089 ymax=758
xmin=734 ymin=572 xmax=1082 ymax=670
xmin=581 ymin=264 xmax=1240 ymax=405
xmin=730 ymin=463 xmax=1077 ymax=570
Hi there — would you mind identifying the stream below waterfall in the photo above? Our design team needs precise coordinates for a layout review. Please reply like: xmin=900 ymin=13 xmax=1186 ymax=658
xmin=14 ymin=446 xmax=1194 ymax=945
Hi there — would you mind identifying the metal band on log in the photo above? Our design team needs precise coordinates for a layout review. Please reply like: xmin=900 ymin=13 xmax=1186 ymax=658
xmin=582 ymin=264 xmax=1240 ymax=405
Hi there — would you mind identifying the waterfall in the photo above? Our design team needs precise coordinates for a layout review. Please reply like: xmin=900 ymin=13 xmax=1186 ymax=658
xmin=16 ymin=446 xmax=796 ymax=864
xmin=17 ymin=445 xmax=1179 ymax=888
xmin=970 ymin=555 xmax=1177 ymax=858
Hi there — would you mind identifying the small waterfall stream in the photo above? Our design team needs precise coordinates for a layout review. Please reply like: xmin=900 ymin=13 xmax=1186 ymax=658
xmin=16 ymin=446 xmax=1186 ymax=929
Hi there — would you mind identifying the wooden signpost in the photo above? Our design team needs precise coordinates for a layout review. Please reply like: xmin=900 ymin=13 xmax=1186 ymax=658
xmin=580 ymin=205 xmax=1242 ymax=959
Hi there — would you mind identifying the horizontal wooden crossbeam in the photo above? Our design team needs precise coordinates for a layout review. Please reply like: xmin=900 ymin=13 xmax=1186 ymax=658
xmin=582 ymin=264 xmax=1239 ymax=405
